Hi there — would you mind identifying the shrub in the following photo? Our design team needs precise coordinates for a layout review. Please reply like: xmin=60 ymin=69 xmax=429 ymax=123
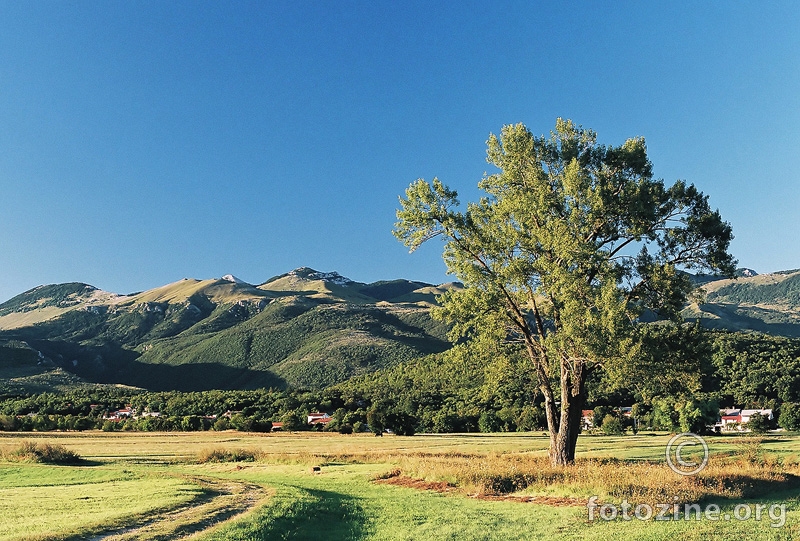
xmin=196 ymin=447 xmax=259 ymax=463
xmin=212 ymin=417 xmax=230 ymax=431
xmin=180 ymin=415 xmax=203 ymax=431
xmin=280 ymin=411 xmax=307 ymax=431
xmin=0 ymin=414 xmax=18 ymax=431
xmin=516 ymin=405 xmax=545 ymax=431
xmin=736 ymin=435 xmax=765 ymax=465
xmin=5 ymin=441 xmax=81 ymax=464
xmin=592 ymin=406 xmax=614 ymax=429
xmin=366 ymin=409 xmax=386 ymax=435
xmin=601 ymin=414 xmax=624 ymax=435
xmin=250 ymin=418 xmax=273 ymax=433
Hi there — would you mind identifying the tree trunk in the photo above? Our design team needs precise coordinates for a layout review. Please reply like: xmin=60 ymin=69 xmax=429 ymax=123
xmin=546 ymin=358 xmax=587 ymax=466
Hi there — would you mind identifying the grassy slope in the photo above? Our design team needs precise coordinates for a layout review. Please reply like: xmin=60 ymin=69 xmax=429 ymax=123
xmin=389 ymin=283 xmax=462 ymax=306
xmin=0 ymin=273 xmax=452 ymax=391
xmin=707 ymin=273 xmax=800 ymax=307
xmin=118 ymin=278 xmax=271 ymax=306
xmin=258 ymin=271 xmax=378 ymax=304
xmin=684 ymin=271 xmax=800 ymax=337
xmin=0 ymin=283 xmax=121 ymax=330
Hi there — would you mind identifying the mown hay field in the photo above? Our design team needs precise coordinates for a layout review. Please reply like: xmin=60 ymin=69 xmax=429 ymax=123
xmin=1 ymin=431 xmax=799 ymax=540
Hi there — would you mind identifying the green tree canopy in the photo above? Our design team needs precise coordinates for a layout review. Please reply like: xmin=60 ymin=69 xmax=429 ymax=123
xmin=394 ymin=119 xmax=735 ymax=464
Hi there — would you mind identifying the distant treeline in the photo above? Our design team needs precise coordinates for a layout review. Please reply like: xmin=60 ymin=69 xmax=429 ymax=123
xmin=2 ymin=330 xmax=800 ymax=434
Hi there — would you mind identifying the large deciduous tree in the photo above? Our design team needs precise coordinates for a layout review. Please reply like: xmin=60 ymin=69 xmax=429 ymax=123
xmin=394 ymin=119 xmax=735 ymax=465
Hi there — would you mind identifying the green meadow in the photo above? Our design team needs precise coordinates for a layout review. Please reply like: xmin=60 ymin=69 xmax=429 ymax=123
xmin=1 ymin=431 xmax=799 ymax=540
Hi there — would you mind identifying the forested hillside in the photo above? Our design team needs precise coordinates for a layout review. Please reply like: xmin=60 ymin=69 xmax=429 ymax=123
xmin=683 ymin=269 xmax=800 ymax=337
xmin=3 ymin=330 xmax=800 ymax=435
xmin=0 ymin=269 xmax=454 ymax=391
xmin=3 ymin=267 xmax=800 ymax=406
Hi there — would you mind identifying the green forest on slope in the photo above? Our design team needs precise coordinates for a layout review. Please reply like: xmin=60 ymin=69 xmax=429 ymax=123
xmin=0 ymin=272 xmax=452 ymax=391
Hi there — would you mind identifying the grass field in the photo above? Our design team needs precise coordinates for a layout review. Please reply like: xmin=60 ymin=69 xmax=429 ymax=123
xmin=1 ymin=431 xmax=799 ymax=540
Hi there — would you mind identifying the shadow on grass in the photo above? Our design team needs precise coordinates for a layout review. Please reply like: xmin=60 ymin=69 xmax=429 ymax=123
xmin=64 ymin=458 xmax=105 ymax=467
xmin=698 ymin=473 xmax=800 ymax=503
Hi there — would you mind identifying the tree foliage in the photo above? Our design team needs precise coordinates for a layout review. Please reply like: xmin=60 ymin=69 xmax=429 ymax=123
xmin=778 ymin=402 xmax=800 ymax=431
xmin=394 ymin=119 xmax=735 ymax=464
xmin=745 ymin=412 xmax=771 ymax=434
xmin=712 ymin=332 xmax=800 ymax=407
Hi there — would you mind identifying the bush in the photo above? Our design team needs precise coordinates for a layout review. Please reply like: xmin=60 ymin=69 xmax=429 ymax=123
xmin=0 ymin=414 xmax=18 ymax=431
xmin=516 ymin=405 xmax=545 ymax=431
xmin=196 ymin=447 xmax=259 ymax=463
xmin=5 ymin=441 xmax=81 ymax=464
xmin=678 ymin=398 xmax=719 ymax=434
xmin=180 ymin=415 xmax=204 ymax=431
xmin=386 ymin=411 xmax=416 ymax=436
xmin=280 ymin=411 xmax=307 ymax=431
xmin=250 ymin=418 xmax=273 ymax=433
xmin=366 ymin=409 xmax=386 ymax=435
xmin=212 ymin=417 xmax=231 ymax=431
xmin=593 ymin=406 xmax=614 ymax=429
xmin=601 ymin=414 xmax=624 ymax=435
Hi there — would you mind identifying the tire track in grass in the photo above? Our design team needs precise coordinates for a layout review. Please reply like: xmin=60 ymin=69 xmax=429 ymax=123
xmin=83 ymin=476 xmax=269 ymax=541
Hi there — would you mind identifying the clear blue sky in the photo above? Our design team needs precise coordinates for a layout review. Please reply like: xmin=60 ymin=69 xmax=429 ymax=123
xmin=1 ymin=2 xmax=798 ymax=302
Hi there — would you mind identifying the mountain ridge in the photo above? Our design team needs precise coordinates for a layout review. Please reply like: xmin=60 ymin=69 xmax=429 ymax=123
xmin=2 ymin=266 xmax=800 ymax=393
xmin=0 ymin=268 xmax=458 ymax=392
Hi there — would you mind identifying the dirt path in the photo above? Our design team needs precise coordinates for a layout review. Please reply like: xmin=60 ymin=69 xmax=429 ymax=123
xmin=86 ymin=476 xmax=269 ymax=541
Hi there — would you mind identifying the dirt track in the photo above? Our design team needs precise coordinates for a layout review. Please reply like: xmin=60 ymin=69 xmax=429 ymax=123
xmin=86 ymin=476 xmax=268 ymax=541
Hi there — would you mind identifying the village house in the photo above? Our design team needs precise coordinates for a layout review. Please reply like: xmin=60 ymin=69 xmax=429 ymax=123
xmin=715 ymin=408 xmax=773 ymax=432
xmin=103 ymin=405 xmax=135 ymax=422
xmin=307 ymin=412 xmax=332 ymax=426
xmin=581 ymin=407 xmax=634 ymax=432
xmin=581 ymin=410 xmax=594 ymax=430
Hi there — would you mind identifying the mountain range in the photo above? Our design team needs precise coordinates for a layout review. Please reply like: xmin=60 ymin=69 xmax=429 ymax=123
xmin=683 ymin=268 xmax=800 ymax=337
xmin=0 ymin=268 xmax=457 ymax=393
xmin=1 ymin=266 xmax=799 ymax=393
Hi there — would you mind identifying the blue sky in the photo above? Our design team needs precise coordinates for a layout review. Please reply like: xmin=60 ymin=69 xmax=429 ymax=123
xmin=1 ymin=2 xmax=798 ymax=302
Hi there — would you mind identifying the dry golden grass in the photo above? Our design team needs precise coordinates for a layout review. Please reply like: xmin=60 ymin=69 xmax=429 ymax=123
xmin=2 ymin=440 xmax=82 ymax=464
xmin=3 ymin=431 xmax=798 ymax=510
xmin=180 ymin=433 xmax=800 ymax=508
xmin=196 ymin=447 xmax=263 ymax=463
xmin=385 ymin=449 xmax=799 ymax=506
